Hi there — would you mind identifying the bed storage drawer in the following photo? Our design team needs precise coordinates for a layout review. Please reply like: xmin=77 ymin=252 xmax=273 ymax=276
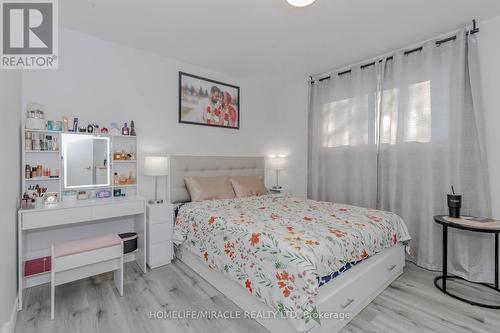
xmin=317 ymin=245 xmax=405 ymax=317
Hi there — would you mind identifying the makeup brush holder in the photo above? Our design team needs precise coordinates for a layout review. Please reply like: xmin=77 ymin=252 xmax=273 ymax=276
xmin=447 ymin=194 xmax=462 ymax=218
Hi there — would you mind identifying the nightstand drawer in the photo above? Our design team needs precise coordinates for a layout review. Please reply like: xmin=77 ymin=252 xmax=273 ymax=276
xmin=150 ymin=222 xmax=172 ymax=243
xmin=148 ymin=240 xmax=173 ymax=268
xmin=147 ymin=204 xmax=173 ymax=224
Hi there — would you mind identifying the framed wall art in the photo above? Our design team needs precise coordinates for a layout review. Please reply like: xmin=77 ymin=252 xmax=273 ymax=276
xmin=179 ymin=72 xmax=240 ymax=129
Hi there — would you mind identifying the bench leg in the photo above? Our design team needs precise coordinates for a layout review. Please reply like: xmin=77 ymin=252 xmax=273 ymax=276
xmin=114 ymin=251 xmax=124 ymax=296
xmin=51 ymin=281 xmax=55 ymax=320
xmin=51 ymin=247 xmax=55 ymax=320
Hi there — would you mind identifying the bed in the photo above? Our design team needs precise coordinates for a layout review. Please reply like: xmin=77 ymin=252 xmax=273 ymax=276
xmin=169 ymin=155 xmax=410 ymax=333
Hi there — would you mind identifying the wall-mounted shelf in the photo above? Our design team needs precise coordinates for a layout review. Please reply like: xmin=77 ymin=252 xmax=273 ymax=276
xmin=26 ymin=177 xmax=60 ymax=181
xmin=113 ymin=184 xmax=137 ymax=188
xmin=110 ymin=135 xmax=137 ymax=139
xmin=24 ymin=129 xmax=62 ymax=134
xmin=111 ymin=135 xmax=138 ymax=198
xmin=22 ymin=129 xmax=62 ymax=199
xmin=26 ymin=150 xmax=60 ymax=153
xmin=23 ymin=127 xmax=139 ymax=202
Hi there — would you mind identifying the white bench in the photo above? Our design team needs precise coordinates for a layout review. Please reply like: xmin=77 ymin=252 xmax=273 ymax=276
xmin=51 ymin=234 xmax=124 ymax=320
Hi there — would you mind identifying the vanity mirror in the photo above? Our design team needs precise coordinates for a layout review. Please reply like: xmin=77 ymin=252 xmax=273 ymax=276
xmin=62 ymin=134 xmax=110 ymax=189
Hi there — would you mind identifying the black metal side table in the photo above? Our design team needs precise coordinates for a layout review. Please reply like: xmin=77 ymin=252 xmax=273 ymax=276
xmin=433 ymin=215 xmax=500 ymax=309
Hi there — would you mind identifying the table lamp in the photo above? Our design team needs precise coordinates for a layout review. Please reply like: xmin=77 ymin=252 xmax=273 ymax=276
xmin=267 ymin=156 xmax=287 ymax=189
xmin=144 ymin=156 xmax=169 ymax=204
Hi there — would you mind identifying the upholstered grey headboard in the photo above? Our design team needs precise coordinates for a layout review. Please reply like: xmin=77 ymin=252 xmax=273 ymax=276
xmin=168 ymin=155 xmax=265 ymax=203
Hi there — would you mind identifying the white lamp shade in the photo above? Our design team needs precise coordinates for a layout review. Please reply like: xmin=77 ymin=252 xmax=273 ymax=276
xmin=144 ymin=156 xmax=169 ymax=176
xmin=267 ymin=157 xmax=287 ymax=171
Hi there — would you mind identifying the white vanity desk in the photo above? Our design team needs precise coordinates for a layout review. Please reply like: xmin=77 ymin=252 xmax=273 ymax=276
xmin=17 ymin=197 xmax=147 ymax=310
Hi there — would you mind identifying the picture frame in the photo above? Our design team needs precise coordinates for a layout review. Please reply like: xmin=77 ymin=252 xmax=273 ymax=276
xmin=179 ymin=72 xmax=240 ymax=129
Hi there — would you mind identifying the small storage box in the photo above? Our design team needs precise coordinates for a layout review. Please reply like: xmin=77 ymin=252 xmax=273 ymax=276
xmin=118 ymin=232 xmax=138 ymax=254
xmin=24 ymin=256 xmax=51 ymax=276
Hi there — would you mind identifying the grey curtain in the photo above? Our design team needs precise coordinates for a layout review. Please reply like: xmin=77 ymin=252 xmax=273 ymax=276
xmin=308 ymin=29 xmax=493 ymax=282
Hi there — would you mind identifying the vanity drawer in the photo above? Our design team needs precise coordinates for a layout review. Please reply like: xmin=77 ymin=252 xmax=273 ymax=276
xmin=150 ymin=222 xmax=172 ymax=243
xmin=148 ymin=240 xmax=173 ymax=268
xmin=93 ymin=201 xmax=144 ymax=220
xmin=22 ymin=207 xmax=93 ymax=230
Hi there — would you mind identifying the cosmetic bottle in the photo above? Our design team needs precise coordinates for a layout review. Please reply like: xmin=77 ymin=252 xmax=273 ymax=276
xmin=25 ymin=132 xmax=33 ymax=151
xmin=25 ymin=165 xmax=31 ymax=179
xmin=122 ymin=123 xmax=129 ymax=136
xmin=35 ymin=134 xmax=41 ymax=151
xmin=63 ymin=117 xmax=69 ymax=132
xmin=130 ymin=120 xmax=136 ymax=136
xmin=52 ymin=136 xmax=59 ymax=151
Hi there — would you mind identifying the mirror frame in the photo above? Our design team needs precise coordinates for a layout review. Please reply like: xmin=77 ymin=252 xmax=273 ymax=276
xmin=61 ymin=133 xmax=111 ymax=190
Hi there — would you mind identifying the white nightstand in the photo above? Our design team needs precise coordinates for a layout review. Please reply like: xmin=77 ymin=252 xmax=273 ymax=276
xmin=268 ymin=188 xmax=292 ymax=195
xmin=146 ymin=203 xmax=174 ymax=269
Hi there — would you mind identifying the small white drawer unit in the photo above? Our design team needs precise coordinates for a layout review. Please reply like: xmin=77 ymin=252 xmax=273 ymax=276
xmin=146 ymin=203 xmax=174 ymax=268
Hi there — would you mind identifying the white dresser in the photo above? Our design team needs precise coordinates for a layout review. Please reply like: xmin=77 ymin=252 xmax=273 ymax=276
xmin=146 ymin=203 xmax=174 ymax=268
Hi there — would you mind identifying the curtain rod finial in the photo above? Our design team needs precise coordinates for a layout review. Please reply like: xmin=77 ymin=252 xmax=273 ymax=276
xmin=471 ymin=19 xmax=479 ymax=34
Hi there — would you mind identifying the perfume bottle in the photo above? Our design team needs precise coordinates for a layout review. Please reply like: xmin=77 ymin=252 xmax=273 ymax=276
xmin=130 ymin=120 xmax=136 ymax=136
xmin=122 ymin=123 xmax=129 ymax=136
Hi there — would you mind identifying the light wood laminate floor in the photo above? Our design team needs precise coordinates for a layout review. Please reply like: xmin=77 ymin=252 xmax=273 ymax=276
xmin=15 ymin=261 xmax=500 ymax=333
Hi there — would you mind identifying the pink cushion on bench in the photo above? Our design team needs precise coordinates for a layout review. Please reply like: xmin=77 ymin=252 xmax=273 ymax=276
xmin=54 ymin=234 xmax=122 ymax=258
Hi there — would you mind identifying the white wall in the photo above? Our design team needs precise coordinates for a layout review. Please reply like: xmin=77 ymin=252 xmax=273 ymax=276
xmin=266 ymin=77 xmax=309 ymax=198
xmin=477 ymin=15 xmax=500 ymax=218
xmin=21 ymin=28 xmax=308 ymax=199
xmin=0 ymin=70 xmax=21 ymax=330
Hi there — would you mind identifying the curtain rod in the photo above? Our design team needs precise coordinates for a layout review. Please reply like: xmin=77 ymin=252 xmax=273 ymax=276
xmin=313 ymin=19 xmax=479 ymax=83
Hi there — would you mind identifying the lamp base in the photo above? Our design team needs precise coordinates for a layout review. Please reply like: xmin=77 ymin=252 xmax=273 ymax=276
xmin=148 ymin=199 xmax=164 ymax=205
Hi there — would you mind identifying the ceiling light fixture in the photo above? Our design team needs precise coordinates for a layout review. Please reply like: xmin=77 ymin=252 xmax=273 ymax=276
xmin=286 ymin=0 xmax=316 ymax=7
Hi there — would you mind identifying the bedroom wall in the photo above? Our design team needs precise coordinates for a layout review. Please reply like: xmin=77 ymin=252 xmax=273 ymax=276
xmin=0 ymin=71 xmax=21 ymax=331
xmin=477 ymin=15 xmax=500 ymax=218
xmin=21 ymin=27 xmax=308 ymax=200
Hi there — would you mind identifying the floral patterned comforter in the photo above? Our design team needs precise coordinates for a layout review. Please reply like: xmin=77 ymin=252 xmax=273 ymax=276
xmin=174 ymin=195 xmax=410 ymax=332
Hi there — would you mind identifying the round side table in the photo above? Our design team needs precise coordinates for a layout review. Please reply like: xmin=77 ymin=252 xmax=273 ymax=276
xmin=433 ymin=215 xmax=500 ymax=309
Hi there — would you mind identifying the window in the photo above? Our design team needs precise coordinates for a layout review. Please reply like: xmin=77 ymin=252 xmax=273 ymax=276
xmin=380 ymin=81 xmax=432 ymax=144
xmin=321 ymin=94 xmax=375 ymax=148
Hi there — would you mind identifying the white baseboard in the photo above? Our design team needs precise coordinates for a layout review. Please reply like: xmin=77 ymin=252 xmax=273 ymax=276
xmin=1 ymin=295 xmax=18 ymax=333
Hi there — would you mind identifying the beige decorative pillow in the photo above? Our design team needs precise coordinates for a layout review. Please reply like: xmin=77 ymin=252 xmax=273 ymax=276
xmin=184 ymin=176 xmax=236 ymax=202
xmin=230 ymin=176 xmax=269 ymax=198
